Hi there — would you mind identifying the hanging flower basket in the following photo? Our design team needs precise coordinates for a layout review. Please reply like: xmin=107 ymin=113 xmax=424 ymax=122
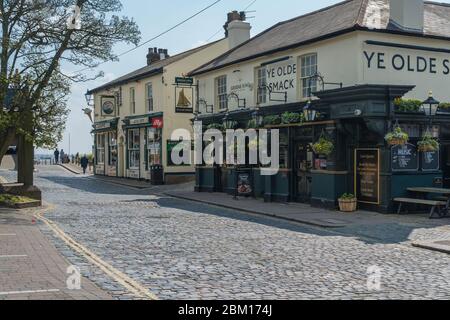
xmin=418 ymin=132 xmax=439 ymax=152
xmin=311 ymin=136 xmax=334 ymax=156
xmin=281 ymin=112 xmax=303 ymax=125
xmin=385 ymin=126 xmax=409 ymax=146
xmin=338 ymin=194 xmax=357 ymax=212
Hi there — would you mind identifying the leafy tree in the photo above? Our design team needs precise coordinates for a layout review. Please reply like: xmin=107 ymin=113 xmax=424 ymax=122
xmin=0 ymin=0 xmax=141 ymax=164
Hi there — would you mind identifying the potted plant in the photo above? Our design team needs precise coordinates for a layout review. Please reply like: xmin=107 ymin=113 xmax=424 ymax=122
xmin=394 ymin=98 xmax=423 ymax=113
xmin=311 ymin=136 xmax=334 ymax=157
xmin=263 ymin=115 xmax=281 ymax=126
xmin=338 ymin=193 xmax=357 ymax=212
xmin=281 ymin=112 xmax=303 ymax=125
xmin=385 ymin=126 xmax=409 ymax=146
xmin=438 ymin=102 xmax=450 ymax=114
xmin=418 ymin=132 xmax=439 ymax=152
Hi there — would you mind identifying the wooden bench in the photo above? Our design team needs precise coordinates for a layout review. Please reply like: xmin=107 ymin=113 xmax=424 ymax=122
xmin=394 ymin=198 xmax=446 ymax=219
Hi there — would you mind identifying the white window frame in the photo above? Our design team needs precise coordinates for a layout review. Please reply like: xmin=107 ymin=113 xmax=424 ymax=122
xmin=130 ymin=87 xmax=136 ymax=114
xmin=128 ymin=129 xmax=140 ymax=169
xmin=146 ymin=83 xmax=154 ymax=112
xmin=300 ymin=53 xmax=318 ymax=98
xmin=256 ymin=66 xmax=267 ymax=104
xmin=215 ymin=75 xmax=228 ymax=110
xmin=108 ymin=132 xmax=118 ymax=166
xmin=96 ymin=134 xmax=105 ymax=164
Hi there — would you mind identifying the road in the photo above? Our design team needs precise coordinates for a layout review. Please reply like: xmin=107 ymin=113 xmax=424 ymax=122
xmin=2 ymin=165 xmax=450 ymax=300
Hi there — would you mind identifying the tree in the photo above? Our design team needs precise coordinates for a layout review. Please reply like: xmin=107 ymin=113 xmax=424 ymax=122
xmin=0 ymin=0 xmax=141 ymax=164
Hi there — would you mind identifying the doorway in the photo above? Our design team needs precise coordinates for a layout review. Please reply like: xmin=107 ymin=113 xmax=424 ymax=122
xmin=294 ymin=141 xmax=313 ymax=203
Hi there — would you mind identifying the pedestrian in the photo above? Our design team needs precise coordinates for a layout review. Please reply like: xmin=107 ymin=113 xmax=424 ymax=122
xmin=54 ymin=149 xmax=60 ymax=164
xmin=80 ymin=154 xmax=89 ymax=174
xmin=60 ymin=149 xmax=65 ymax=163
xmin=75 ymin=152 xmax=80 ymax=165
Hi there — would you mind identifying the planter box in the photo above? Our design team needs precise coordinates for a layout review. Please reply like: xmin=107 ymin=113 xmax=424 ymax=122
xmin=338 ymin=199 xmax=357 ymax=212
xmin=0 ymin=200 xmax=41 ymax=209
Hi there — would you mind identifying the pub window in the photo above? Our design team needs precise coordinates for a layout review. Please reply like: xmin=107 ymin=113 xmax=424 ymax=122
xmin=147 ymin=127 xmax=162 ymax=166
xmin=215 ymin=75 xmax=228 ymax=110
xmin=300 ymin=53 xmax=318 ymax=98
xmin=256 ymin=66 xmax=267 ymax=104
xmin=108 ymin=132 xmax=118 ymax=166
xmin=128 ymin=129 xmax=140 ymax=169
xmin=130 ymin=87 xmax=136 ymax=114
xmin=96 ymin=134 xmax=105 ymax=165
xmin=146 ymin=83 xmax=154 ymax=112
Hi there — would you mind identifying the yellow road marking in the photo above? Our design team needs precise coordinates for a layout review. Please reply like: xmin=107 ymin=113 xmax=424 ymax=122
xmin=34 ymin=203 xmax=158 ymax=300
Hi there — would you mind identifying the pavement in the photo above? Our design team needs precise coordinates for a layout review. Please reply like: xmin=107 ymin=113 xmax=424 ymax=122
xmin=0 ymin=206 xmax=112 ymax=300
xmin=2 ymin=165 xmax=450 ymax=300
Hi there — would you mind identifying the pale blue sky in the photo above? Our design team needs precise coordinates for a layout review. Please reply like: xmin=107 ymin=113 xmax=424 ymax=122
xmin=53 ymin=0 xmax=450 ymax=155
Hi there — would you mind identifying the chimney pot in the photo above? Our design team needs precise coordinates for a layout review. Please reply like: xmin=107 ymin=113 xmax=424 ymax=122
xmin=389 ymin=0 xmax=424 ymax=32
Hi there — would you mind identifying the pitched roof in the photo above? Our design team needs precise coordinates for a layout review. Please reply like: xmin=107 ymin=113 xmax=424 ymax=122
xmin=87 ymin=39 xmax=223 ymax=94
xmin=191 ymin=0 xmax=450 ymax=75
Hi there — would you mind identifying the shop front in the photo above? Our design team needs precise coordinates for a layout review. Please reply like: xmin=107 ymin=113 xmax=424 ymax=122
xmin=195 ymin=84 xmax=450 ymax=213
xmin=93 ymin=118 xmax=119 ymax=177
xmin=122 ymin=113 xmax=164 ymax=181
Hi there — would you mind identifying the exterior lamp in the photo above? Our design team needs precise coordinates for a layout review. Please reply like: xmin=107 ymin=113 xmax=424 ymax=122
xmin=423 ymin=91 xmax=440 ymax=117
xmin=303 ymin=100 xmax=317 ymax=122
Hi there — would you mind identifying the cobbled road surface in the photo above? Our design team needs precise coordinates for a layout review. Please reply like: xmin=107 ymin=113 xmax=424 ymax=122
xmin=2 ymin=165 xmax=450 ymax=300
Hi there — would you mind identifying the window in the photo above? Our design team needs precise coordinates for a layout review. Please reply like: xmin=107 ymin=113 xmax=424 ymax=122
xmin=215 ymin=75 xmax=227 ymax=110
xmin=118 ymin=87 xmax=123 ymax=107
xmin=130 ymin=87 xmax=136 ymax=114
xmin=300 ymin=54 xmax=318 ymax=98
xmin=256 ymin=67 xmax=267 ymax=104
xmin=147 ymin=127 xmax=162 ymax=166
xmin=128 ymin=129 xmax=140 ymax=169
xmin=96 ymin=134 xmax=105 ymax=164
xmin=146 ymin=83 xmax=154 ymax=112
xmin=108 ymin=132 xmax=118 ymax=166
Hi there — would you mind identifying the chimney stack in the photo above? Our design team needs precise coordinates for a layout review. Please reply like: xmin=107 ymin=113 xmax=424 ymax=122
xmin=146 ymin=48 xmax=169 ymax=65
xmin=389 ymin=0 xmax=424 ymax=32
xmin=224 ymin=11 xmax=251 ymax=49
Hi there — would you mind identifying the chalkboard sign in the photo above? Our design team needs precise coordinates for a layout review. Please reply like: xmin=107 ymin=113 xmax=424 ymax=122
xmin=236 ymin=170 xmax=254 ymax=197
xmin=355 ymin=149 xmax=380 ymax=204
xmin=422 ymin=150 xmax=440 ymax=171
xmin=391 ymin=143 xmax=419 ymax=172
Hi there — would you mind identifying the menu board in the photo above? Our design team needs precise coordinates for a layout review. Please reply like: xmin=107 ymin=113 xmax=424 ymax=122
xmin=236 ymin=170 xmax=253 ymax=196
xmin=355 ymin=149 xmax=380 ymax=204
xmin=422 ymin=151 xmax=440 ymax=171
xmin=391 ymin=144 xmax=419 ymax=172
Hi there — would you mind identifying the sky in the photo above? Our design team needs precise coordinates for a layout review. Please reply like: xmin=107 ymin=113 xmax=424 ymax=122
xmin=50 ymin=0 xmax=450 ymax=155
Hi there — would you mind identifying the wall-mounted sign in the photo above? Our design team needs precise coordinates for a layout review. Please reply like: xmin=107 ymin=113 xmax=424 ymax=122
xmin=355 ymin=149 xmax=380 ymax=205
xmin=101 ymin=96 xmax=116 ymax=116
xmin=265 ymin=58 xmax=297 ymax=101
xmin=129 ymin=117 xmax=149 ymax=125
xmin=422 ymin=150 xmax=440 ymax=171
xmin=151 ymin=117 xmax=163 ymax=129
xmin=175 ymin=77 xmax=194 ymax=86
xmin=391 ymin=143 xmax=419 ymax=172
xmin=236 ymin=170 xmax=254 ymax=196
xmin=95 ymin=122 xmax=111 ymax=130
xmin=175 ymin=87 xmax=194 ymax=113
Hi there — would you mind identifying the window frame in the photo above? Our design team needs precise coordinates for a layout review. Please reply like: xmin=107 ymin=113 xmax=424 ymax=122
xmin=300 ymin=53 xmax=318 ymax=98
xmin=256 ymin=66 xmax=267 ymax=105
xmin=130 ymin=87 xmax=136 ymax=114
xmin=96 ymin=133 xmax=106 ymax=165
xmin=215 ymin=75 xmax=228 ymax=111
xmin=108 ymin=132 xmax=118 ymax=166
xmin=146 ymin=83 xmax=154 ymax=112
xmin=127 ymin=129 xmax=140 ymax=169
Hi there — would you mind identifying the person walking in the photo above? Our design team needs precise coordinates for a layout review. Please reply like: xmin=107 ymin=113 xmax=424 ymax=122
xmin=60 ymin=149 xmax=65 ymax=164
xmin=80 ymin=154 xmax=89 ymax=174
xmin=54 ymin=149 xmax=60 ymax=164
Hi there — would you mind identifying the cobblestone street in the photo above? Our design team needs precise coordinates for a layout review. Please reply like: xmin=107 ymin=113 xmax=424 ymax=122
xmin=2 ymin=165 xmax=450 ymax=300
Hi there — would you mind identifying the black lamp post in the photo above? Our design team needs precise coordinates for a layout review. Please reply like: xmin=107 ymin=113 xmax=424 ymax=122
xmin=303 ymin=100 xmax=317 ymax=122
xmin=423 ymin=91 xmax=440 ymax=117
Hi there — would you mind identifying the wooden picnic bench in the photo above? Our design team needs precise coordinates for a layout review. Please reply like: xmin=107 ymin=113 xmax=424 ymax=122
xmin=393 ymin=197 xmax=446 ymax=219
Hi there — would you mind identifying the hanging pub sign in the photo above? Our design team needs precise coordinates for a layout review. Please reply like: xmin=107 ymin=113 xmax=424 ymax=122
xmin=151 ymin=117 xmax=163 ymax=129
xmin=175 ymin=87 xmax=194 ymax=113
xmin=391 ymin=143 xmax=419 ymax=172
xmin=355 ymin=149 xmax=380 ymax=204
xmin=236 ymin=169 xmax=254 ymax=197
xmin=422 ymin=150 xmax=440 ymax=171
xmin=101 ymin=96 xmax=116 ymax=116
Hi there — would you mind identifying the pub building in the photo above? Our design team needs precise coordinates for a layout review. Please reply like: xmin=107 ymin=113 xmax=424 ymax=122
xmin=87 ymin=11 xmax=252 ymax=183
xmin=190 ymin=0 xmax=450 ymax=212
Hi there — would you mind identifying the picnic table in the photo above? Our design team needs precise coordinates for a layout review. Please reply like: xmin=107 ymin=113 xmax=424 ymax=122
xmin=406 ymin=187 xmax=450 ymax=218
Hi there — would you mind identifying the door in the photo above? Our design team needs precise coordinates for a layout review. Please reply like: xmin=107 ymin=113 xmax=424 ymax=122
xmin=294 ymin=142 xmax=313 ymax=203
xmin=443 ymin=144 xmax=450 ymax=188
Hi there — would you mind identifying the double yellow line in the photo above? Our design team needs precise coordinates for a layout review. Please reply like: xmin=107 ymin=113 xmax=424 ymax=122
xmin=34 ymin=203 xmax=158 ymax=300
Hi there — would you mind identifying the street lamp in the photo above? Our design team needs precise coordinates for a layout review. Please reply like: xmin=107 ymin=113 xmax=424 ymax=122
xmin=423 ymin=91 xmax=440 ymax=117
xmin=303 ymin=100 xmax=317 ymax=122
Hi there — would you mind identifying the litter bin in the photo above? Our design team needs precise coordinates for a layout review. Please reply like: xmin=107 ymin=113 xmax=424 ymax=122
xmin=150 ymin=165 xmax=164 ymax=185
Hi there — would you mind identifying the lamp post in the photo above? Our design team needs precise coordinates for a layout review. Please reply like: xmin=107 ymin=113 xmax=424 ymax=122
xmin=423 ymin=91 xmax=440 ymax=137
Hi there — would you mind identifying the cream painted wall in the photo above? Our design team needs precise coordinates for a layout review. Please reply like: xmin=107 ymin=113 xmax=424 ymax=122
xmin=92 ymin=38 xmax=230 ymax=178
xmin=195 ymin=30 xmax=450 ymax=112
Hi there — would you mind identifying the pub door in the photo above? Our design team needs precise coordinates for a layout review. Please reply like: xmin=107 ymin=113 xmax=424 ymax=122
xmin=442 ymin=144 xmax=450 ymax=188
xmin=294 ymin=142 xmax=313 ymax=203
